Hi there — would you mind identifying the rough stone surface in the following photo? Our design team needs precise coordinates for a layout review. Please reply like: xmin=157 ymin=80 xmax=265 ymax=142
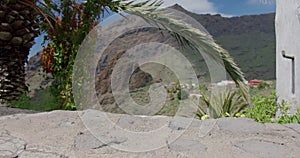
xmin=0 ymin=130 xmax=26 ymax=157
xmin=217 ymin=117 xmax=266 ymax=133
xmin=96 ymin=50 xmax=153 ymax=105
xmin=234 ymin=139 xmax=291 ymax=158
xmin=168 ymin=139 xmax=207 ymax=153
xmin=0 ymin=110 xmax=299 ymax=157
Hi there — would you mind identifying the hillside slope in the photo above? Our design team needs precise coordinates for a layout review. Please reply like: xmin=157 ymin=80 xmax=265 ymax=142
xmin=170 ymin=4 xmax=275 ymax=80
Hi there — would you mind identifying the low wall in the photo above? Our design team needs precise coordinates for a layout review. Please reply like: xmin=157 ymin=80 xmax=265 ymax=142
xmin=0 ymin=110 xmax=299 ymax=157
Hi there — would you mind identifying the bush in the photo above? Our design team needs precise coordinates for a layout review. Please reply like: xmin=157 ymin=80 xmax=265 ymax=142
xmin=9 ymin=87 xmax=61 ymax=111
xmin=245 ymin=92 xmax=277 ymax=123
xmin=276 ymin=107 xmax=300 ymax=124
xmin=245 ymin=91 xmax=300 ymax=124
xmin=258 ymin=81 xmax=270 ymax=90
xmin=9 ymin=94 xmax=32 ymax=109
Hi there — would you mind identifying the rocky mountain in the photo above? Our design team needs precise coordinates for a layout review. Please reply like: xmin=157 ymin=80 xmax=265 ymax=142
xmin=96 ymin=4 xmax=276 ymax=82
xmin=170 ymin=4 xmax=275 ymax=37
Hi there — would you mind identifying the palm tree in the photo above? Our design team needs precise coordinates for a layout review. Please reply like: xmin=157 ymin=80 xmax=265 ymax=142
xmin=0 ymin=0 xmax=40 ymax=103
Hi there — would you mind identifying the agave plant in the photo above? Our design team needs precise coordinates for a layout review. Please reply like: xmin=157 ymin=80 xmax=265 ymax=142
xmin=0 ymin=0 xmax=41 ymax=103
xmin=196 ymin=89 xmax=249 ymax=119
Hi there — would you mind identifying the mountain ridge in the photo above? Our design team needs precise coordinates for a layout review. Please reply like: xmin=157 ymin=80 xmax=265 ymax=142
xmin=27 ymin=4 xmax=276 ymax=82
xmin=169 ymin=4 xmax=275 ymax=80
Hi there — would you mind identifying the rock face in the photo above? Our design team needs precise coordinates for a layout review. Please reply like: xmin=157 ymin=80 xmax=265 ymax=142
xmin=0 ymin=110 xmax=300 ymax=157
xmin=96 ymin=50 xmax=153 ymax=105
xmin=26 ymin=52 xmax=42 ymax=79
xmin=25 ymin=52 xmax=52 ymax=97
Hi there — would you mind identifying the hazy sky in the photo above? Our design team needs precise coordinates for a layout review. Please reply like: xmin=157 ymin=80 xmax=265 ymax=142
xmin=29 ymin=0 xmax=276 ymax=58
xmin=158 ymin=0 xmax=275 ymax=16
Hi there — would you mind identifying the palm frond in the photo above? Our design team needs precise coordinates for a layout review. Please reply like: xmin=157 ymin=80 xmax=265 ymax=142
xmin=118 ymin=1 xmax=249 ymax=102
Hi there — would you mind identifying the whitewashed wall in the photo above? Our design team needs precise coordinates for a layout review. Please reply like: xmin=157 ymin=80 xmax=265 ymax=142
xmin=276 ymin=0 xmax=300 ymax=113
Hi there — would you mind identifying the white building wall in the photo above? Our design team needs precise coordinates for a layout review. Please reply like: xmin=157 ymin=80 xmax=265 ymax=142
xmin=276 ymin=0 xmax=300 ymax=113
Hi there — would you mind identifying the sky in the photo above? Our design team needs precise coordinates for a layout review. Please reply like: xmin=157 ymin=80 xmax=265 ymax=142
xmin=29 ymin=0 xmax=276 ymax=58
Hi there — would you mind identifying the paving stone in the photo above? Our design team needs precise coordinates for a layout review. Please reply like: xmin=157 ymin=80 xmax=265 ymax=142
xmin=283 ymin=123 xmax=300 ymax=134
xmin=75 ymin=132 xmax=106 ymax=150
xmin=19 ymin=151 xmax=62 ymax=158
xmin=217 ymin=117 xmax=265 ymax=133
xmin=234 ymin=139 xmax=291 ymax=158
xmin=169 ymin=139 xmax=207 ymax=153
xmin=168 ymin=116 xmax=197 ymax=130
xmin=0 ymin=130 xmax=26 ymax=158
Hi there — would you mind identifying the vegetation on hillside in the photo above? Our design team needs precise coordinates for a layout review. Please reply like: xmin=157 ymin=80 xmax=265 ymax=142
xmin=171 ymin=4 xmax=276 ymax=80
xmin=216 ymin=33 xmax=275 ymax=80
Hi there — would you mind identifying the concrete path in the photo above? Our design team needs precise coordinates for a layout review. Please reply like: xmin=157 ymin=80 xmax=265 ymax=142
xmin=0 ymin=110 xmax=299 ymax=157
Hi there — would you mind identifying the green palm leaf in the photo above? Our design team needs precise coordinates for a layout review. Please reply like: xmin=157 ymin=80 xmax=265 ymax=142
xmin=118 ymin=0 xmax=249 ymax=101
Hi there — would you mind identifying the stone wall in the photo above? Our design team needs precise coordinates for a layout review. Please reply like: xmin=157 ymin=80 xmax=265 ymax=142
xmin=0 ymin=110 xmax=300 ymax=157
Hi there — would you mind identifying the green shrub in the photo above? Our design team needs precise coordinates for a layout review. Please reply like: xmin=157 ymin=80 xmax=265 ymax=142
xmin=9 ymin=87 xmax=61 ymax=111
xmin=199 ymin=85 xmax=208 ymax=93
xmin=276 ymin=107 xmax=300 ymax=124
xmin=245 ymin=91 xmax=300 ymax=124
xmin=245 ymin=92 xmax=278 ymax=123
xmin=258 ymin=81 xmax=270 ymax=90
xmin=9 ymin=94 xmax=32 ymax=109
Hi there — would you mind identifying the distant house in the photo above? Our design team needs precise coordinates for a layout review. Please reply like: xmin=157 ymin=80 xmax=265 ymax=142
xmin=249 ymin=80 xmax=264 ymax=88
xmin=215 ymin=80 xmax=236 ymax=89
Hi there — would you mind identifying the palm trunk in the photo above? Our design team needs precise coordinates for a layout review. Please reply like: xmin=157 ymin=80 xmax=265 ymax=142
xmin=0 ymin=48 xmax=28 ymax=102
xmin=0 ymin=1 xmax=39 ymax=103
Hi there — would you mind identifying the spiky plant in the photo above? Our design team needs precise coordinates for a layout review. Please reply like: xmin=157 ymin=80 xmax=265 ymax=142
xmin=197 ymin=89 xmax=249 ymax=119
xmin=0 ymin=0 xmax=40 ymax=103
